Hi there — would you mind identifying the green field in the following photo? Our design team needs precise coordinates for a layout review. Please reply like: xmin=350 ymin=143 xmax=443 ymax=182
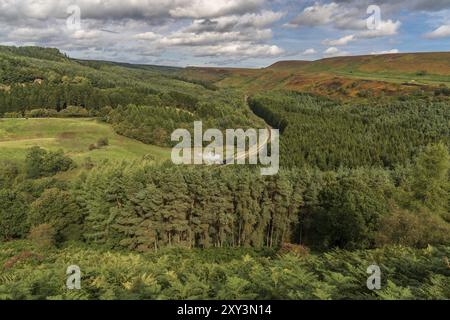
xmin=0 ymin=118 xmax=171 ymax=165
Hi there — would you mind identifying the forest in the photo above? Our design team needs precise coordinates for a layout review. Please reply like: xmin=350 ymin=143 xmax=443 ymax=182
xmin=0 ymin=46 xmax=449 ymax=300
xmin=249 ymin=92 xmax=450 ymax=170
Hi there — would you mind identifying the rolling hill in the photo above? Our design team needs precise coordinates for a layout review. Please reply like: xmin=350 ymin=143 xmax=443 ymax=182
xmin=182 ymin=52 xmax=450 ymax=98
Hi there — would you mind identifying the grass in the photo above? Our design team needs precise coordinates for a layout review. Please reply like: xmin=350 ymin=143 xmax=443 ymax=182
xmin=0 ymin=118 xmax=171 ymax=165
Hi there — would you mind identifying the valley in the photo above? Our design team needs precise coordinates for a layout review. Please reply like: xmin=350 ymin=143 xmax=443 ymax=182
xmin=0 ymin=45 xmax=449 ymax=301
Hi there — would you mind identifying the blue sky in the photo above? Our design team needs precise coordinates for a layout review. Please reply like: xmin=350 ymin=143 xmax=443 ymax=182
xmin=0 ymin=0 xmax=449 ymax=67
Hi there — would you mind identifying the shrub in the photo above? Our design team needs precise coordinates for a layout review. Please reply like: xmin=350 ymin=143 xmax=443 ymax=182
xmin=24 ymin=108 xmax=58 ymax=118
xmin=434 ymin=85 xmax=450 ymax=96
xmin=25 ymin=147 xmax=74 ymax=178
xmin=59 ymin=106 xmax=89 ymax=117
xmin=82 ymin=157 xmax=95 ymax=170
xmin=376 ymin=209 xmax=450 ymax=248
xmin=28 ymin=188 xmax=83 ymax=243
xmin=278 ymin=243 xmax=310 ymax=257
xmin=0 ymin=189 xmax=29 ymax=241
xmin=0 ymin=160 xmax=19 ymax=185
xmin=3 ymin=112 xmax=22 ymax=118
xmin=96 ymin=137 xmax=109 ymax=147
xmin=28 ymin=224 xmax=56 ymax=249
xmin=416 ymin=70 xmax=427 ymax=76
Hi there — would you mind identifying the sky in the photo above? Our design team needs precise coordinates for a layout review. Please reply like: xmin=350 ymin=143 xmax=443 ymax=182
xmin=0 ymin=0 xmax=449 ymax=67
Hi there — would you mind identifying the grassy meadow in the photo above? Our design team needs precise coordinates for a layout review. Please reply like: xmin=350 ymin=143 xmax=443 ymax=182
xmin=0 ymin=118 xmax=171 ymax=166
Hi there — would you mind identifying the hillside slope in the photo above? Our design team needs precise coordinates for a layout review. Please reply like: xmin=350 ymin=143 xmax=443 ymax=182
xmin=183 ymin=52 xmax=450 ymax=98
xmin=0 ymin=118 xmax=170 ymax=165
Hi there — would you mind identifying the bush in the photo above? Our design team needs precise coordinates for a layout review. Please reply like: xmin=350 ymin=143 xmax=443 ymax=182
xmin=416 ymin=70 xmax=428 ymax=76
xmin=82 ymin=157 xmax=95 ymax=170
xmin=278 ymin=243 xmax=310 ymax=257
xmin=376 ymin=209 xmax=450 ymax=248
xmin=25 ymin=147 xmax=74 ymax=178
xmin=59 ymin=106 xmax=89 ymax=117
xmin=24 ymin=108 xmax=58 ymax=118
xmin=0 ymin=160 xmax=19 ymax=185
xmin=28 ymin=224 xmax=56 ymax=249
xmin=0 ymin=189 xmax=29 ymax=241
xmin=96 ymin=137 xmax=109 ymax=147
xmin=434 ymin=85 xmax=450 ymax=96
xmin=3 ymin=112 xmax=22 ymax=118
xmin=28 ymin=188 xmax=83 ymax=243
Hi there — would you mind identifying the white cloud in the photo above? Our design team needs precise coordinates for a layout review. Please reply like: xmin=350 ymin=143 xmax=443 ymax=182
xmin=134 ymin=32 xmax=160 ymax=41
xmin=371 ymin=49 xmax=399 ymax=54
xmin=129 ymin=8 xmax=283 ymax=59
xmin=323 ymin=47 xmax=350 ymax=58
xmin=322 ymin=35 xmax=355 ymax=46
xmin=9 ymin=27 xmax=60 ymax=41
xmin=169 ymin=0 xmax=264 ymax=19
xmin=187 ymin=10 xmax=284 ymax=33
xmin=155 ymin=29 xmax=272 ymax=47
xmin=193 ymin=43 xmax=284 ymax=58
xmin=70 ymin=29 xmax=102 ymax=40
xmin=302 ymin=48 xmax=317 ymax=55
xmin=425 ymin=25 xmax=450 ymax=38
xmin=358 ymin=19 xmax=401 ymax=38
xmin=288 ymin=2 xmax=339 ymax=27
xmin=320 ymin=19 xmax=400 ymax=49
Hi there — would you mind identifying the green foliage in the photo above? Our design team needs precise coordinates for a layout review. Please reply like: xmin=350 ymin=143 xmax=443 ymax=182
xmin=0 ymin=189 xmax=29 ymax=241
xmin=0 ymin=242 xmax=448 ymax=300
xmin=28 ymin=224 xmax=56 ymax=249
xmin=310 ymin=169 xmax=391 ymax=249
xmin=25 ymin=147 xmax=74 ymax=178
xmin=249 ymin=93 xmax=450 ymax=170
xmin=28 ymin=188 xmax=83 ymax=242
xmin=24 ymin=108 xmax=58 ymax=118
xmin=0 ymin=46 xmax=449 ymax=301
xmin=410 ymin=143 xmax=449 ymax=216
xmin=376 ymin=208 xmax=450 ymax=247
xmin=59 ymin=106 xmax=90 ymax=117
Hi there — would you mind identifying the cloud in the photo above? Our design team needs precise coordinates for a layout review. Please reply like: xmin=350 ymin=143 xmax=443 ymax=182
xmin=0 ymin=0 xmax=266 ymax=21
xmin=154 ymin=29 xmax=272 ymax=47
xmin=0 ymin=0 xmax=285 ymax=63
xmin=425 ymin=25 xmax=450 ymax=38
xmin=130 ymin=9 xmax=283 ymax=59
xmin=169 ymin=0 xmax=264 ymax=19
xmin=287 ymin=2 xmax=368 ymax=31
xmin=371 ymin=49 xmax=399 ymax=54
xmin=358 ymin=19 xmax=401 ymax=38
xmin=287 ymin=2 xmax=339 ymax=27
xmin=333 ymin=0 xmax=450 ymax=13
xmin=323 ymin=47 xmax=350 ymax=57
xmin=187 ymin=10 xmax=284 ymax=33
xmin=302 ymin=48 xmax=317 ymax=55
xmin=192 ymin=43 xmax=284 ymax=58
xmin=320 ymin=18 xmax=400 ymax=50
xmin=322 ymin=34 xmax=355 ymax=46
xmin=8 ymin=27 xmax=60 ymax=41
xmin=134 ymin=32 xmax=160 ymax=41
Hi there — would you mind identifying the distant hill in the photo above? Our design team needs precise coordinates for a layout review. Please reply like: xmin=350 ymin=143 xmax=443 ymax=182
xmin=268 ymin=52 xmax=450 ymax=75
xmin=298 ymin=52 xmax=450 ymax=76
xmin=1 ymin=45 xmax=449 ymax=100
xmin=183 ymin=52 xmax=450 ymax=98
xmin=266 ymin=60 xmax=310 ymax=71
